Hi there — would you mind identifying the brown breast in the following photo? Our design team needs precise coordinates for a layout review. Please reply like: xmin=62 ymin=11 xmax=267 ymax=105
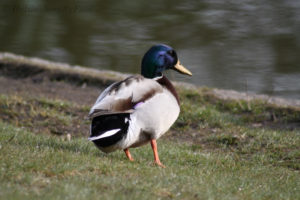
xmin=156 ymin=76 xmax=180 ymax=105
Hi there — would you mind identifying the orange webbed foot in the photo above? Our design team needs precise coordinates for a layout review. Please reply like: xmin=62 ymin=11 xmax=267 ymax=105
xmin=154 ymin=160 xmax=166 ymax=168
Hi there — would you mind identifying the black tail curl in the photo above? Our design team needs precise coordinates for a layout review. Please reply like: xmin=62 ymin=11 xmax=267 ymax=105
xmin=90 ymin=113 xmax=130 ymax=147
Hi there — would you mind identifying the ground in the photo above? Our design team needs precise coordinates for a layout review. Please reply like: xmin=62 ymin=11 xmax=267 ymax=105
xmin=0 ymin=54 xmax=299 ymax=199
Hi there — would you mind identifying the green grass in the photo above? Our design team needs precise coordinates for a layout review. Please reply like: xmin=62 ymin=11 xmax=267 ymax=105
xmin=0 ymin=90 xmax=299 ymax=199
xmin=0 ymin=122 xmax=299 ymax=199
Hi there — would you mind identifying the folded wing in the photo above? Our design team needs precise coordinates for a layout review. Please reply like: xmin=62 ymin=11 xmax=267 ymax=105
xmin=89 ymin=75 xmax=163 ymax=118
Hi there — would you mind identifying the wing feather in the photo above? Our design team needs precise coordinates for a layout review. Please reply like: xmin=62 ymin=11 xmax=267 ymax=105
xmin=89 ymin=75 xmax=163 ymax=118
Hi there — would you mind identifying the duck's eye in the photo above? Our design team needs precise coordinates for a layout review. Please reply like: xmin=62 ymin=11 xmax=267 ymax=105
xmin=168 ymin=50 xmax=175 ymax=57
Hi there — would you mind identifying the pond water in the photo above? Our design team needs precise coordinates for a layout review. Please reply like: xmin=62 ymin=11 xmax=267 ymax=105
xmin=1 ymin=0 xmax=300 ymax=99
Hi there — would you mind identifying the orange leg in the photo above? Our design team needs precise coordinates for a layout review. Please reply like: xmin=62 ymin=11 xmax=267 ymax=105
xmin=124 ymin=148 xmax=134 ymax=161
xmin=150 ymin=139 xmax=165 ymax=168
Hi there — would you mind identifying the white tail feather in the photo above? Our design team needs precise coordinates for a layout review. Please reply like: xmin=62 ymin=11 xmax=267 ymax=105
xmin=88 ymin=128 xmax=121 ymax=141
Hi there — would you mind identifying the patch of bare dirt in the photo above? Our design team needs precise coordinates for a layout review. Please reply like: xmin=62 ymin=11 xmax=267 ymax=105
xmin=0 ymin=75 xmax=101 ymax=106
xmin=0 ymin=74 xmax=106 ymax=137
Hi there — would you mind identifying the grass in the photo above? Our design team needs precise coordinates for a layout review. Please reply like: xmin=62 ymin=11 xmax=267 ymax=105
xmin=0 ymin=90 xmax=299 ymax=200
xmin=0 ymin=121 xmax=299 ymax=200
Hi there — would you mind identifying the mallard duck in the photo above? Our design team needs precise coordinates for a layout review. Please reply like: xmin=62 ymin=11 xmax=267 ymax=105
xmin=88 ymin=44 xmax=192 ymax=167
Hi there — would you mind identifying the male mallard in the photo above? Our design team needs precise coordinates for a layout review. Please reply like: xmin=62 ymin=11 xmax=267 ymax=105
xmin=88 ymin=44 xmax=192 ymax=167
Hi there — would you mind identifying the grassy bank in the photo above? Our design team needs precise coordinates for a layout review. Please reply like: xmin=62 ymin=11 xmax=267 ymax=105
xmin=0 ymin=53 xmax=299 ymax=199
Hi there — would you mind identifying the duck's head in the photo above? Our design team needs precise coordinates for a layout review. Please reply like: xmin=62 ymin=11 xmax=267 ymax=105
xmin=141 ymin=44 xmax=192 ymax=79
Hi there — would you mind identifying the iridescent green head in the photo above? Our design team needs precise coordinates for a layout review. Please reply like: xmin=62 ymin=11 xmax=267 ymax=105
xmin=141 ymin=44 xmax=192 ymax=79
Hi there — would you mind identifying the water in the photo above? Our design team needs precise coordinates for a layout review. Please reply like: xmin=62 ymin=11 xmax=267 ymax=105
xmin=1 ymin=0 xmax=300 ymax=99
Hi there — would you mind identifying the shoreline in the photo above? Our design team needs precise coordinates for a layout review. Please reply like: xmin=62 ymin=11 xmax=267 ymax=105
xmin=0 ymin=52 xmax=299 ymax=109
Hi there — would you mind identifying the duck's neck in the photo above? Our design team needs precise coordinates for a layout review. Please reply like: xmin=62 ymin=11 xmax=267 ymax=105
xmin=156 ymin=76 xmax=180 ymax=105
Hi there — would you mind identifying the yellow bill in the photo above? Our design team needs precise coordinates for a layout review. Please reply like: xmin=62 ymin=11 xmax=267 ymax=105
xmin=173 ymin=60 xmax=192 ymax=76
